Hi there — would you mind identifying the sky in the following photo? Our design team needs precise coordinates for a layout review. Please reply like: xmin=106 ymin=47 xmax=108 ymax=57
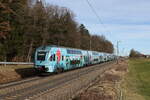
xmin=45 ymin=0 xmax=150 ymax=56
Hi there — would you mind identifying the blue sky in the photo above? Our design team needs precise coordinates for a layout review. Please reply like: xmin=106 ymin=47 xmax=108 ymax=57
xmin=45 ymin=0 xmax=150 ymax=56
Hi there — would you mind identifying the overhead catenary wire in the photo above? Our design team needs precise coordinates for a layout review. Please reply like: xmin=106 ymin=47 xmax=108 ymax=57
xmin=85 ymin=0 xmax=112 ymax=35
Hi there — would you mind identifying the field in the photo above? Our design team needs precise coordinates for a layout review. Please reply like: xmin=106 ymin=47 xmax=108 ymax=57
xmin=122 ymin=58 xmax=150 ymax=100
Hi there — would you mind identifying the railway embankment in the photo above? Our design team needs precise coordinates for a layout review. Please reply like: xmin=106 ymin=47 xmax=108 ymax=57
xmin=73 ymin=59 xmax=128 ymax=100
xmin=25 ymin=61 xmax=126 ymax=100
xmin=0 ymin=60 xmax=128 ymax=100
xmin=0 ymin=65 xmax=38 ymax=84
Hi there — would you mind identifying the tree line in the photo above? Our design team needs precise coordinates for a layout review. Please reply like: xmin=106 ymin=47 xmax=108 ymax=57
xmin=0 ymin=0 xmax=114 ymax=62
xmin=129 ymin=49 xmax=145 ymax=58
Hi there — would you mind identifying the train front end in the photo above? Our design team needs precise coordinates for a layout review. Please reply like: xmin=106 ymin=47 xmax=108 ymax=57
xmin=34 ymin=46 xmax=54 ymax=72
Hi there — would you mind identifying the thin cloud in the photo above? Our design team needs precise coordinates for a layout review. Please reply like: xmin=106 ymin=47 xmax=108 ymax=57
xmin=46 ymin=0 xmax=150 ymax=55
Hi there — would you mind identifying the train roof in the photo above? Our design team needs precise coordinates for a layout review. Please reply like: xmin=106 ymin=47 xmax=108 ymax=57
xmin=37 ymin=45 xmax=84 ymax=51
xmin=37 ymin=45 xmax=114 ymax=54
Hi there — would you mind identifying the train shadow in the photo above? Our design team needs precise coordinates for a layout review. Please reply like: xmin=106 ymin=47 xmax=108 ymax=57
xmin=38 ymin=72 xmax=55 ymax=76
xmin=15 ymin=67 xmax=41 ymax=78
xmin=15 ymin=67 xmax=56 ymax=78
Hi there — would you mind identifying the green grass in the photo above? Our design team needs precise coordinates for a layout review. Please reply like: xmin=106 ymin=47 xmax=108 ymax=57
xmin=128 ymin=58 xmax=150 ymax=100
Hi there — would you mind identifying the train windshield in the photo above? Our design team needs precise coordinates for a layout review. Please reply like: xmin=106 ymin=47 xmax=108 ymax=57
xmin=37 ymin=51 xmax=47 ymax=61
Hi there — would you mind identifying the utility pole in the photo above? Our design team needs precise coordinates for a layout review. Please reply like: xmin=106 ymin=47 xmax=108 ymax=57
xmin=117 ymin=41 xmax=121 ymax=64
xmin=90 ymin=35 xmax=92 ymax=50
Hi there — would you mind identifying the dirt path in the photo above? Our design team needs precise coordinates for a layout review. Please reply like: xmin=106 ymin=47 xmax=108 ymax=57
xmin=73 ymin=59 xmax=128 ymax=100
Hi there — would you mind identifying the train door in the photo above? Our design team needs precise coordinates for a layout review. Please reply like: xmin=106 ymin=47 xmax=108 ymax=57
xmin=66 ymin=56 xmax=70 ymax=70
xmin=87 ymin=51 xmax=90 ymax=65
xmin=83 ymin=52 xmax=88 ymax=66
xmin=99 ymin=53 xmax=103 ymax=63
xmin=49 ymin=49 xmax=56 ymax=70
xmin=80 ymin=55 xmax=83 ymax=67
xmin=60 ymin=52 xmax=65 ymax=69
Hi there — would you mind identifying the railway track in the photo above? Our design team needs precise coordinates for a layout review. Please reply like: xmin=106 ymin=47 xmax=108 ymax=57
xmin=0 ymin=61 xmax=114 ymax=100
xmin=0 ymin=77 xmax=41 ymax=89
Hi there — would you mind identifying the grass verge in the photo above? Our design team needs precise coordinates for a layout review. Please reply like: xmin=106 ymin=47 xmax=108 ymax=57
xmin=122 ymin=58 xmax=150 ymax=100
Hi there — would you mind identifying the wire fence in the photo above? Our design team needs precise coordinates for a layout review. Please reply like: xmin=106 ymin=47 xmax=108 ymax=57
xmin=0 ymin=62 xmax=34 ymax=66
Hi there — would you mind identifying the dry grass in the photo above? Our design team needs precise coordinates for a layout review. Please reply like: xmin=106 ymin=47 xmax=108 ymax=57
xmin=74 ymin=60 xmax=128 ymax=100
xmin=0 ymin=65 xmax=36 ymax=84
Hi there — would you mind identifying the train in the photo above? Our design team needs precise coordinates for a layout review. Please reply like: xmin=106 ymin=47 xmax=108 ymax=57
xmin=34 ymin=45 xmax=117 ymax=73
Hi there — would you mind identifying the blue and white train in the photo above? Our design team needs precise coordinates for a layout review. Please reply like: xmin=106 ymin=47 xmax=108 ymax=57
xmin=34 ymin=45 xmax=116 ymax=73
